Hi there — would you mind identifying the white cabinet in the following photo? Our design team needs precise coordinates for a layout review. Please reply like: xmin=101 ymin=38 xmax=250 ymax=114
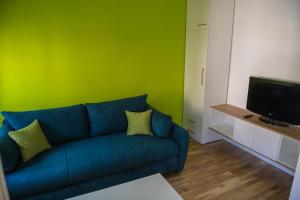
xmin=183 ymin=29 xmax=208 ymax=133
xmin=183 ymin=0 xmax=209 ymax=137
xmin=199 ymin=0 xmax=235 ymax=144
xmin=278 ymin=137 xmax=300 ymax=169
xmin=183 ymin=30 xmax=207 ymax=115
xmin=253 ymin=128 xmax=281 ymax=160
xmin=209 ymin=105 xmax=300 ymax=170
xmin=209 ymin=105 xmax=300 ymax=200
xmin=233 ymin=119 xmax=255 ymax=149
xmin=186 ymin=0 xmax=209 ymax=31
xmin=233 ymin=119 xmax=281 ymax=160
xmin=184 ymin=0 xmax=235 ymax=144
xmin=209 ymin=109 xmax=234 ymax=138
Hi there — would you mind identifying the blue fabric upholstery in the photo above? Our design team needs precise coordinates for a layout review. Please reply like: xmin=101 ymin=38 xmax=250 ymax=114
xmin=2 ymin=105 xmax=89 ymax=145
xmin=171 ymin=124 xmax=189 ymax=172
xmin=64 ymin=132 xmax=178 ymax=183
xmin=2 ymin=100 xmax=189 ymax=200
xmin=0 ymin=121 xmax=20 ymax=173
xmin=150 ymin=107 xmax=172 ymax=138
xmin=19 ymin=157 xmax=178 ymax=200
xmin=6 ymin=146 xmax=69 ymax=199
xmin=7 ymin=132 xmax=180 ymax=199
xmin=76 ymin=157 xmax=178 ymax=194
xmin=19 ymin=185 xmax=82 ymax=200
xmin=86 ymin=95 xmax=147 ymax=136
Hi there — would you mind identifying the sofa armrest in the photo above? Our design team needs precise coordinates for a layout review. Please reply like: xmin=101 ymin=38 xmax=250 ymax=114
xmin=0 ymin=121 xmax=20 ymax=174
xmin=171 ymin=123 xmax=189 ymax=172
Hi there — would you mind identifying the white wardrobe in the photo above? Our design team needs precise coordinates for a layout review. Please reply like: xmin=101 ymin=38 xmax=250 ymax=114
xmin=183 ymin=0 xmax=235 ymax=144
xmin=183 ymin=0 xmax=208 ymax=139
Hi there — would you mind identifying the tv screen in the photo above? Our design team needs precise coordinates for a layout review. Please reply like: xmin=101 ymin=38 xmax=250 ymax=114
xmin=247 ymin=77 xmax=300 ymax=126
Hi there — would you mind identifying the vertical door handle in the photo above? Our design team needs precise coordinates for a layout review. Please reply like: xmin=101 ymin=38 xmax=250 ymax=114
xmin=201 ymin=68 xmax=205 ymax=86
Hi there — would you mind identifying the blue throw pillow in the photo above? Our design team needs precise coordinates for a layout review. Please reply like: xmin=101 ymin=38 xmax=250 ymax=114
xmin=0 ymin=121 xmax=20 ymax=173
xmin=86 ymin=95 xmax=148 ymax=136
xmin=150 ymin=107 xmax=172 ymax=138
xmin=1 ymin=104 xmax=89 ymax=145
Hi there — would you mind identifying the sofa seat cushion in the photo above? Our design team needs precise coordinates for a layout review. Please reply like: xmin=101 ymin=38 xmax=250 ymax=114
xmin=65 ymin=132 xmax=179 ymax=183
xmin=6 ymin=133 xmax=178 ymax=199
xmin=2 ymin=104 xmax=90 ymax=145
xmin=6 ymin=146 xmax=69 ymax=199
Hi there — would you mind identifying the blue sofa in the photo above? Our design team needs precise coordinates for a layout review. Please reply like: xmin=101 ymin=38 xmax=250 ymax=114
xmin=0 ymin=95 xmax=189 ymax=200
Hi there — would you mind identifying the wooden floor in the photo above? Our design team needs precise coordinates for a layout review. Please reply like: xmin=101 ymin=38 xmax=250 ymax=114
xmin=165 ymin=139 xmax=293 ymax=200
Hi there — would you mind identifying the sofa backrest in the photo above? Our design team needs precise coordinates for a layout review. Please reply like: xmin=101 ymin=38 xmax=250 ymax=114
xmin=147 ymin=105 xmax=173 ymax=138
xmin=1 ymin=95 xmax=172 ymax=146
xmin=1 ymin=104 xmax=89 ymax=145
xmin=86 ymin=95 xmax=148 ymax=136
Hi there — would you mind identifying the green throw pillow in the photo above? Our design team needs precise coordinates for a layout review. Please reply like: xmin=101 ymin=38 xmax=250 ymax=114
xmin=125 ymin=110 xmax=153 ymax=136
xmin=8 ymin=119 xmax=52 ymax=162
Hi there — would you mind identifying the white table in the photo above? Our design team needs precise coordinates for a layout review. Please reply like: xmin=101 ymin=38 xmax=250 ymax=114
xmin=68 ymin=174 xmax=183 ymax=200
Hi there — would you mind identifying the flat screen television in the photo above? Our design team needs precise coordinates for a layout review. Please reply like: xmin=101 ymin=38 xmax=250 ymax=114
xmin=247 ymin=76 xmax=300 ymax=126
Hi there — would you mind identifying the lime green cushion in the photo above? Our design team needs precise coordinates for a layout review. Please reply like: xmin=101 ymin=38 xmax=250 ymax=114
xmin=125 ymin=110 xmax=153 ymax=136
xmin=8 ymin=120 xmax=52 ymax=162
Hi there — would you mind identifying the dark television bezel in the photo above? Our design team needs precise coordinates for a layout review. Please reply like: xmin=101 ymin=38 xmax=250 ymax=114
xmin=246 ymin=76 xmax=300 ymax=126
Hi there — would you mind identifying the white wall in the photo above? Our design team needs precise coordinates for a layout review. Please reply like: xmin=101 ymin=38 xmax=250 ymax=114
xmin=200 ymin=0 xmax=235 ymax=143
xmin=227 ymin=0 xmax=300 ymax=108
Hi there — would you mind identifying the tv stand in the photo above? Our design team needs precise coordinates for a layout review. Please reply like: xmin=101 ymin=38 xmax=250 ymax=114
xmin=209 ymin=104 xmax=300 ymax=200
xmin=209 ymin=104 xmax=300 ymax=169
xmin=259 ymin=116 xmax=289 ymax=127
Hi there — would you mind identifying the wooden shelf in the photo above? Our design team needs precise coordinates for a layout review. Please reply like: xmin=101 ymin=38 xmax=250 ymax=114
xmin=211 ymin=104 xmax=300 ymax=142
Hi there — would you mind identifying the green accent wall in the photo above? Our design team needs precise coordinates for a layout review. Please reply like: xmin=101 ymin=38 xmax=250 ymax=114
xmin=0 ymin=0 xmax=186 ymax=124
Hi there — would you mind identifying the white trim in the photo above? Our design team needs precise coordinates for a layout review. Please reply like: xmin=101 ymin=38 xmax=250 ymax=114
xmin=290 ymin=155 xmax=300 ymax=200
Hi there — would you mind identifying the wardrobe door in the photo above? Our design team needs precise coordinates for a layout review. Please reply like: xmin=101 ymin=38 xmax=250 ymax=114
xmin=186 ymin=0 xmax=209 ymax=31
xmin=183 ymin=29 xmax=208 ymax=133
